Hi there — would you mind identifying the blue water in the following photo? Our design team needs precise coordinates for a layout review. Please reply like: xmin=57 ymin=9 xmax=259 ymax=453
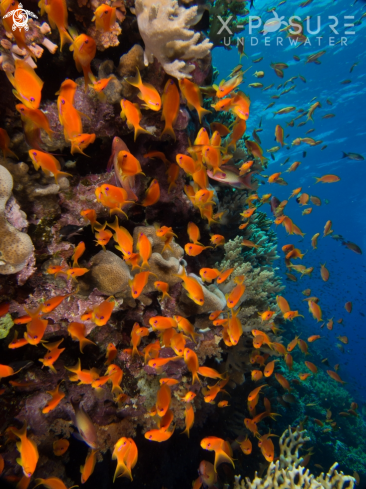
xmin=213 ymin=0 xmax=366 ymax=403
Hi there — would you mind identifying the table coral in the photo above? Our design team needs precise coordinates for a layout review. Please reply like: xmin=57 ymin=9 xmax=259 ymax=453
xmin=0 ymin=164 xmax=34 ymax=275
xmin=234 ymin=426 xmax=355 ymax=489
xmin=135 ymin=0 xmax=213 ymax=78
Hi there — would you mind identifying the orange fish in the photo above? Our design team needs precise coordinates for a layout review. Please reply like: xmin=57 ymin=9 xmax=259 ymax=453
xmin=112 ymin=437 xmax=137 ymax=481
xmin=137 ymin=232 xmax=152 ymax=268
xmin=174 ymin=316 xmax=199 ymax=343
xmin=182 ymin=403 xmax=194 ymax=437
xmin=210 ymin=235 xmax=225 ymax=247
xmin=94 ymin=225 xmax=113 ymax=250
xmin=66 ymin=267 xmax=89 ymax=280
xmin=179 ymin=78 xmax=211 ymax=123
xmin=81 ymin=209 xmax=100 ymax=231
xmin=226 ymin=275 xmax=245 ymax=308
xmin=141 ymin=179 xmax=160 ymax=206
xmin=258 ymin=433 xmax=275 ymax=462
xmin=197 ymin=366 xmax=224 ymax=380
xmin=106 ymin=364 xmax=123 ymax=396
xmin=215 ymin=73 xmax=243 ymax=98
xmin=8 ymin=331 xmax=28 ymax=350
xmin=264 ymin=360 xmax=277 ymax=377
xmin=66 ymin=358 xmax=99 ymax=385
xmin=70 ymin=34 xmax=96 ymax=89
xmin=315 ymin=175 xmax=340 ymax=183
xmin=166 ymin=163 xmax=180 ymax=193
xmin=152 ymin=281 xmax=171 ymax=301
xmin=127 ymin=68 xmax=161 ymax=111
xmin=176 ymin=267 xmax=204 ymax=306
xmin=71 ymin=242 xmax=85 ymax=267
xmin=275 ymin=373 xmax=291 ymax=391
xmin=6 ymin=60 xmax=43 ymax=109
xmin=0 ymin=128 xmax=17 ymax=159
xmin=156 ymin=383 xmax=171 ymax=418
xmin=1 ymin=0 xmax=34 ymax=56
xmin=57 ymin=96 xmax=83 ymax=142
xmin=39 ymin=339 xmax=65 ymax=373
xmin=28 ymin=150 xmax=71 ymax=184
xmin=327 ymin=370 xmax=346 ymax=384
xmin=149 ymin=316 xmax=177 ymax=331
xmin=308 ymin=335 xmax=321 ymax=343
xmin=120 ymin=99 xmax=150 ymax=140
xmin=240 ymin=437 xmax=252 ymax=455
xmin=81 ymin=449 xmax=98 ymax=483
xmin=144 ymin=427 xmax=175 ymax=442
xmin=108 ymin=217 xmax=133 ymax=257
xmin=161 ymin=79 xmax=180 ymax=140
xmin=42 ymin=381 xmax=65 ymax=413
xmin=15 ymin=104 xmax=53 ymax=144
xmin=184 ymin=347 xmax=200 ymax=385
xmin=305 ymin=361 xmax=318 ymax=374
xmin=200 ymin=437 xmax=234 ymax=472
xmin=53 ymin=439 xmax=69 ymax=456
xmin=70 ymin=133 xmax=96 ymax=156
xmin=248 ymin=384 xmax=267 ymax=401
xmin=216 ymin=268 xmax=234 ymax=284
xmin=345 ymin=301 xmax=352 ymax=313
xmin=308 ymin=300 xmax=322 ymax=322
xmin=185 ymin=243 xmax=212 ymax=256
xmin=129 ymin=271 xmax=155 ymax=299
xmin=68 ymin=322 xmax=95 ymax=353
xmin=23 ymin=306 xmax=48 ymax=346
xmin=227 ymin=308 xmax=243 ymax=346
xmin=199 ymin=268 xmax=220 ymax=283
xmin=92 ymin=296 xmax=115 ymax=326
xmin=104 ymin=343 xmax=118 ymax=366
xmin=187 ymin=222 xmax=202 ymax=245
xmin=130 ymin=322 xmax=149 ymax=357
xmin=258 ymin=310 xmax=275 ymax=321
xmin=93 ymin=4 xmax=116 ymax=32
xmin=12 ymin=422 xmax=39 ymax=477
xmin=39 ymin=0 xmax=73 ymax=50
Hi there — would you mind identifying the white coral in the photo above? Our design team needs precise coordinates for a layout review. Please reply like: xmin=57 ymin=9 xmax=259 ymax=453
xmin=135 ymin=0 xmax=213 ymax=79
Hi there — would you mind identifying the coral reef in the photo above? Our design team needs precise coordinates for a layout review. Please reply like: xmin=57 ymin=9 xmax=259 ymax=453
xmin=234 ymin=426 xmax=355 ymax=489
xmin=135 ymin=0 xmax=213 ymax=78
xmin=0 ymin=164 xmax=34 ymax=275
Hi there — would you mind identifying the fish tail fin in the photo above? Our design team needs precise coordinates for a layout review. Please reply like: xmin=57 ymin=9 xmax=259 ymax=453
xmin=59 ymin=28 xmax=74 ymax=51
xmin=4 ymin=148 xmax=18 ymax=160
xmin=55 ymin=170 xmax=72 ymax=184
xmin=134 ymin=125 xmax=151 ymax=141
xmin=80 ymin=337 xmax=96 ymax=353
xmin=197 ymin=107 xmax=211 ymax=123
xmin=214 ymin=449 xmax=235 ymax=472
xmin=113 ymin=462 xmax=128 ymax=483
xmin=127 ymin=67 xmax=142 ymax=89
xmin=11 ymin=421 xmax=27 ymax=440
xmin=314 ymin=177 xmax=321 ymax=183
xmin=175 ymin=266 xmax=187 ymax=280
xmin=160 ymin=124 xmax=176 ymax=141
xmin=341 ymin=151 xmax=348 ymax=159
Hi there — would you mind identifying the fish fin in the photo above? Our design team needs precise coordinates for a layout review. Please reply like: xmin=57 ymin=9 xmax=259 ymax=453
xmin=55 ymin=171 xmax=72 ymax=184
xmin=197 ymin=107 xmax=211 ymax=124
xmin=127 ymin=67 xmax=142 ymax=88
xmin=134 ymin=125 xmax=151 ymax=141
xmin=214 ymin=449 xmax=235 ymax=472
xmin=160 ymin=125 xmax=176 ymax=141
xmin=341 ymin=151 xmax=348 ymax=159
xmin=59 ymin=28 xmax=73 ymax=51
xmin=16 ymin=457 xmax=23 ymax=466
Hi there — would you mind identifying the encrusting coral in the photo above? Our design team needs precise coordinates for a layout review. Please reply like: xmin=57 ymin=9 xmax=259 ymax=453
xmin=233 ymin=426 xmax=355 ymax=489
xmin=135 ymin=0 xmax=213 ymax=78
xmin=0 ymin=164 xmax=34 ymax=275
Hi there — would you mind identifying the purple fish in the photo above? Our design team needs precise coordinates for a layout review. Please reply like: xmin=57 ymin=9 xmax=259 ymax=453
xmin=207 ymin=165 xmax=254 ymax=189
xmin=342 ymin=241 xmax=362 ymax=255
xmin=270 ymin=196 xmax=281 ymax=214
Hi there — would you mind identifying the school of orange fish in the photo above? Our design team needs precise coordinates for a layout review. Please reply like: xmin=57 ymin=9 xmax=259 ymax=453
xmin=0 ymin=0 xmax=363 ymax=487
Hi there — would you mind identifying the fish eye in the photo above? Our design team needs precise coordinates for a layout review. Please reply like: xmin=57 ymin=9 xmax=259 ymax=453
xmin=48 ymin=356 xmax=52 ymax=359
xmin=104 ymin=10 xmax=108 ymax=13
xmin=34 ymin=335 xmax=38 ymax=339
xmin=30 ymin=97 xmax=35 ymax=102
xmin=32 ymin=151 xmax=37 ymax=156
xmin=61 ymin=99 xmax=65 ymax=105
xmin=85 ymin=39 xmax=89 ymax=43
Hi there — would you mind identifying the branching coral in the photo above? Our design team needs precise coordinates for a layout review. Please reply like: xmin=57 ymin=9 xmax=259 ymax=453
xmin=234 ymin=426 xmax=355 ymax=489
xmin=0 ymin=165 xmax=34 ymax=275
xmin=135 ymin=0 xmax=213 ymax=78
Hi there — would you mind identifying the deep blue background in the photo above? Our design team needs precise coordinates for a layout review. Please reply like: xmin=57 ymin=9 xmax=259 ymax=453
xmin=213 ymin=0 xmax=366 ymax=404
